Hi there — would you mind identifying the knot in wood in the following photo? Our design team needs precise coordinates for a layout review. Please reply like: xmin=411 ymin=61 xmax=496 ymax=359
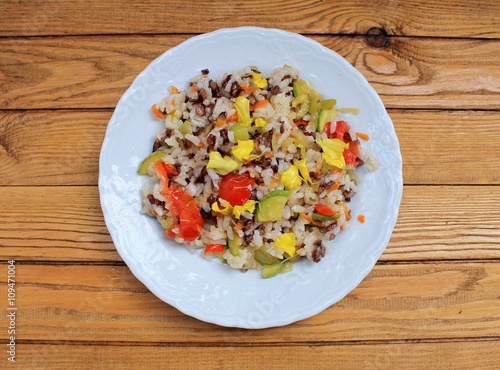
xmin=365 ymin=27 xmax=390 ymax=49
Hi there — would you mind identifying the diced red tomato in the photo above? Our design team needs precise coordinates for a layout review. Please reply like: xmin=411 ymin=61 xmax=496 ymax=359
xmin=203 ymin=244 xmax=226 ymax=255
xmin=323 ymin=121 xmax=333 ymax=136
xmin=314 ymin=204 xmax=336 ymax=217
xmin=294 ymin=119 xmax=309 ymax=128
xmin=332 ymin=120 xmax=351 ymax=141
xmin=323 ymin=120 xmax=361 ymax=167
xmin=343 ymin=140 xmax=361 ymax=166
xmin=218 ymin=172 xmax=255 ymax=206
xmin=163 ymin=186 xmax=204 ymax=242
xmin=162 ymin=162 xmax=178 ymax=176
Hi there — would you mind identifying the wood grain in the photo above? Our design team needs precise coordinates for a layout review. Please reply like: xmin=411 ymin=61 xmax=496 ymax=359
xmin=0 ymin=181 xmax=500 ymax=262
xmin=0 ymin=185 xmax=499 ymax=262
xmin=12 ymin=341 xmax=500 ymax=369
xmin=1 ymin=36 xmax=498 ymax=110
xmin=2 ymin=1 xmax=499 ymax=366
xmin=1 ymin=110 xmax=499 ymax=186
xmin=0 ymin=186 xmax=115 ymax=261
xmin=0 ymin=111 xmax=108 ymax=186
xmin=1 ymin=0 xmax=499 ymax=38
xmin=4 ymin=263 xmax=499 ymax=342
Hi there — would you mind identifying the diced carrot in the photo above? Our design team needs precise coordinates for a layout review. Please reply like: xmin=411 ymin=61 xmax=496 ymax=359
xmin=151 ymin=104 xmax=165 ymax=119
xmin=239 ymin=84 xmax=256 ymax=94
xmin=190 ymin=84 xmax=197 ymax=93
xmin=327 ymin=181 xmax=342 ymax=193
xmin=314 ymin=204 xmax=336 ymax=217
xmin=269 ymin=174 xmax=280 ymax=187
xmin=234 ymin=223 xmax=243 ymax=232
xmin=163 ymin=163 xmax=179 ymax=176
xmin=215 ymin=118 xmax=228 ymax=128
xmin=154 ymin=162 xmax=169 ymax=183
xmin=299 ymin=213 xmax=322 ymax=226
xmin=227 ymin=112 xmax=239 ymax=122
xmin=170 ymin=86 xmax=179 ymax=94
xmin=340 ymin=202 xmax=351 ymax=221
xmin=357 ymin=214 xmax=366 ymax=223
xmin=356 ymin=132 xmax=370 ymax=141
xmin=315 ymin=158 xmax=322 ymax=172
xmin=250 ymin=99 xmax=268 ymax=110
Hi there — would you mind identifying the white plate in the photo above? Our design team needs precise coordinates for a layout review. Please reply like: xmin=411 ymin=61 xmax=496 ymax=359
xmin=99 ymin=27 xmax=402 ymax=328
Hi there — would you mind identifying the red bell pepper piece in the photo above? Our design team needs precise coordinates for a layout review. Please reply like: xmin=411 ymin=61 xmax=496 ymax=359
xmin=314 ymin=204 xmax=336 ymax=217
xmin=203 ymin=244 xmax=226 ymax=255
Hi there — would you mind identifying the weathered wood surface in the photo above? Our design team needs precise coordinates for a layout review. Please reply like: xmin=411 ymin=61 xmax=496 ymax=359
xmin=1 ymin=110 xmax=498 ymax=186
xmin=4 ymin=263 xmax=500 ymax=342
xmin=1 ymin=36 xmax=498 ymax=110
xmin=0 ymin=185 xmax=498 ymax=262
xmin=12 ymin=341 xmax=500 ymax=369
xmin=1 ymin=0 xmax=499 ymax=367
xmin=1 ymin=0 xmax=499 ymax=38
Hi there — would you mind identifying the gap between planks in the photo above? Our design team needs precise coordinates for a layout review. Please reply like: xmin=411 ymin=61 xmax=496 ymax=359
xmin=2 ymin=336 xmax=499 ymax=347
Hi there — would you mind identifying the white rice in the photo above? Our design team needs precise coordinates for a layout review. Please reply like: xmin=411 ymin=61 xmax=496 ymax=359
xmin=139 ymin=65 xmax=374 ymax=275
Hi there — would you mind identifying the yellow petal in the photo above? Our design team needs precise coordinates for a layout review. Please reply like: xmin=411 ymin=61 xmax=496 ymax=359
xmin=296 ymin=145 xmax=312 ymax=183
xmin=280 ymin=164 xmax=302 ymax=190
xmin=317 ymin=138 xmax=349 ymax=169
xmin=251 ymin=71 xmax=268 ymax=89
xmin=254 ymin=117 xmax=267 ymax=128
xmin=211 ymin=200 xmax=233 ymax=216
xmin=275 ymin=232 xmax=296 ymax=256
xmin=234 ymin=96 xmax=253 ymax=126
xmin=233 ymin=200 xmax=257 ymax=219
xmin=206 ymin=151 xmax=241 ymax=175
xmin=231 ymin=140 xmax=255 ymax=161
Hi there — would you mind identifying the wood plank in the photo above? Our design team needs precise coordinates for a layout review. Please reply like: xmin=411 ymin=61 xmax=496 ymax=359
xmin=1 ymin=36 xmax=498 ymax=110
xmin=1 ymin=0 xmax=499 ymax=38
xmin=0 ymin=186 xmax=116 ymax=261
xmin=1 ymin=110 xmax=499 ymax=186
xmin=0 ymin=111 xmax=107 ymax=186
xmin=393 ymin=110 xmax=500 ymax=185
xmin=11 ymin=341 xmax=500 ymax=369
xmin=0 ymin=184 xmax=499 ymax=262
xmin=4 ymin=263 xmax=500 ymax=342
xmin=385 ymin=185 xmax=500 ymax=261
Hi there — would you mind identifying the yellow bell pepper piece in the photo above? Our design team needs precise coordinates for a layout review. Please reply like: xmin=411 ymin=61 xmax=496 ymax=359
xmin=233 ymin=200 xmax=257 ymax=219
xmin=254 ymin=117 xmax=267 ymax=128
xmin=234 ymin=96 xmax=253 ymax=127
xmin=275 ymin=232 xmax=296 ymax=256
xmin=251 ymin=71 xmax=268 ymax=89
xmin=206 ymin=151 xmax=241 ymax=175
xmin=280 ymin=164 xmax=302 ymax=190
xmin=295 ymin=145 xmax=312 ymax=183
xmin=231 ymin=140 xmax=255 ymax=161
xmin=211 ymin=200 xmax=233 ymax=216
xmin=317 ymin=138 xmax=349 ymax=169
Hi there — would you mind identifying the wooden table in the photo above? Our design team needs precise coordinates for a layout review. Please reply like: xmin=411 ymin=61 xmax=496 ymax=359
xmin=1 ymin=1 xmax=499 ymax=368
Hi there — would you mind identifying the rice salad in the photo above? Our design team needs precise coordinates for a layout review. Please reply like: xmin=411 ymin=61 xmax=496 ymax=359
xmin=139 ymin=65 xmax=376 ymax=278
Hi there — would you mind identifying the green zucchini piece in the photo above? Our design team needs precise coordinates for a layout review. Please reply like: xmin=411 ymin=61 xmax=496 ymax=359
xmin=228 ymin=232 xmax=241 ymax=257
xmin=262 ymin=260 xmax=294 ymax=278
xmin=138 ymin=150 xmax=166 ymax=175
xmin=317 ymin=108 xmax=336 ymax=133
xmin=256 ymin=190 xmax=290 ymax=222
xmin=311 ymin=213 xmax=341 ymax=221
xmin=230 ymin=122 xmax=250 ymax=141
xmin=291 ymin=93 xmax=310 ymax=120
xmin=254 ymin=247 xmax=279 ymax=265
